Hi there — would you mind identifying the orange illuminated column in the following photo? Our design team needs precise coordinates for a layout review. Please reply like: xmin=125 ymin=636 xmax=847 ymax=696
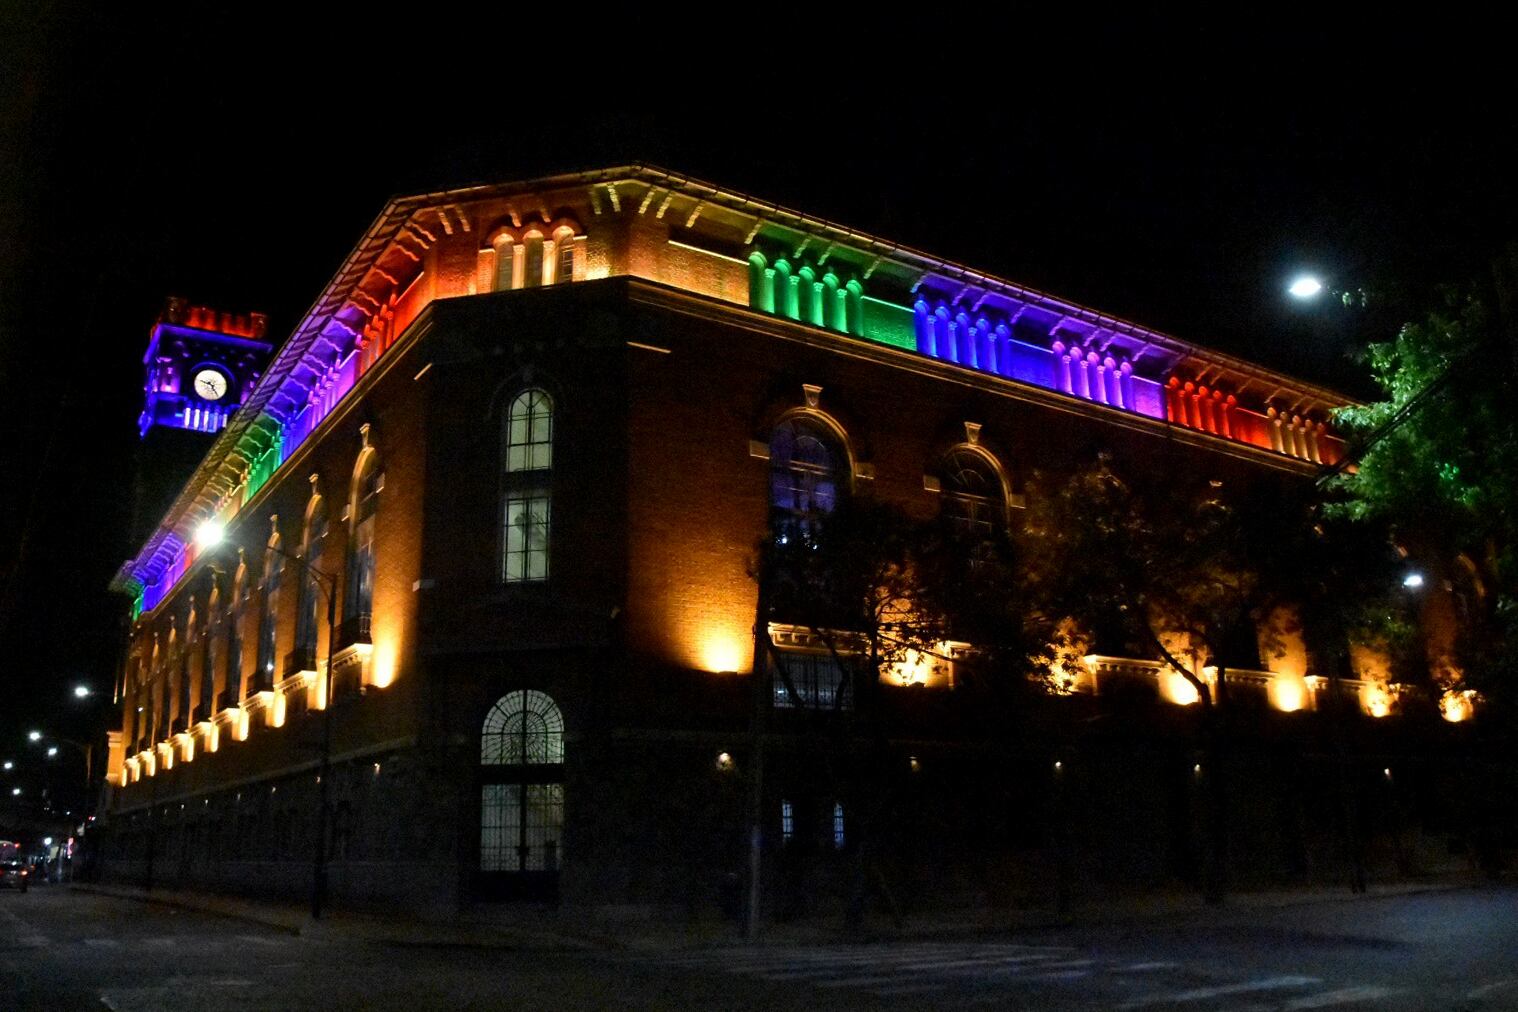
xmin=1257 ymin=605 xmax=1311 ymax=711
xmin=1350 ymin=642 xmax=1396 ymax=716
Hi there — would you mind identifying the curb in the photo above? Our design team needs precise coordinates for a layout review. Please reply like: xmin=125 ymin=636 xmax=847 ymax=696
xmin=69 ymin=876 xmax=1479 ymax=952
xmin=71 ymin=883 xmax=305 ymax=936
xmin=69 ymin=883 xmax=600 ymax=951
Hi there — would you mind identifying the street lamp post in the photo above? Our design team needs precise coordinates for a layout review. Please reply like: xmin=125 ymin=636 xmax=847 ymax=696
xmin=197 ymin=518 xmax=339 ymax=920
xmin=29 ymin=732 xmax=92 ymax=807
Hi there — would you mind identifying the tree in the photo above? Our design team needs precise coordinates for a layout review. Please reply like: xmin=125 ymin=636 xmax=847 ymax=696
xmin=748 ymin=497 xmax=1045 ymax=931
xmin=1328 ymin=290 xmax=1518 ymax=713
xmin=1016 ymin=452 xmax=1411 ymax=900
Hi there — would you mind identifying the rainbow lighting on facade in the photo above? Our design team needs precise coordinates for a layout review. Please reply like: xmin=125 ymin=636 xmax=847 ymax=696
xmin=114 ymin=166 xmax=1352 ymax=620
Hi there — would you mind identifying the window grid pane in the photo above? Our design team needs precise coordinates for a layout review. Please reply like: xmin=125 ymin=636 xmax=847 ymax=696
xmin=481 ymin=690 xmax=565 ymax=765
xmin=503 ymin=494 xmax=551 ymax=583
xmin=480 ymin=784 xmax=519 ymax=872
xmin=505 ymin=391 xmax=553 ymax=473
xmin=523 ymin=784 xmax=563 ymax=872
xmin=772 ymin=651 xmax=852 ymax=710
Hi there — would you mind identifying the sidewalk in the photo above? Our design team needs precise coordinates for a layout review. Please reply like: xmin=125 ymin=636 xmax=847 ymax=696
xmin=69 ymin=882 xmax=599 ymax=951
xmin=72 ymin=873 xmax=1478 ymax=953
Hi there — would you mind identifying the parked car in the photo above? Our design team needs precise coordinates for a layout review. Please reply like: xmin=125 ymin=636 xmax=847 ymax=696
xmin=0 ymin=840 xmax=27 ymax=893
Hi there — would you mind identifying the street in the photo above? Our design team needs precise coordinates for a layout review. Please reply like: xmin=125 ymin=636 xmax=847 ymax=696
xmin=3 ymin=886 xmax=1518 ymax=1009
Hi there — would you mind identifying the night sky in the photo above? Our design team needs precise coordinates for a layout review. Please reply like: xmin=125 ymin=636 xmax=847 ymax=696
xmin=2 ymin=12 xmax=1513 ymax=783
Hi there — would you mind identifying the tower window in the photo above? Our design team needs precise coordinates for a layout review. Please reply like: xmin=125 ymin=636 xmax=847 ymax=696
xmin=502 ymin=389 xmax=554 ymax=584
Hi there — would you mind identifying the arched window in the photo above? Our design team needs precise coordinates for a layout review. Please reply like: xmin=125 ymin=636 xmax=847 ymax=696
xmin=502 ymin=389 xmax=553 ymax=583
xmin=224 ymin=561 xmax=246 ymax=708
xmin=479 ymin=690 xmax=565 ymax=881
xmin=480 ymin=689 xmax=565 ymax=765
xmin=492 ymin=233 xmax=517 ymax=292
xmin=344 ymin=450 xmax=381 ymax=640
xmin=254 ymin=527 xmax=283 ymax=693
xmin=176 ymin=615 xmax=193 ymax=730
xmin=941 ymin=448 xmax=1006 ymax=539
xmin=522 ymin=231 xmax=545 ymax=288
xmin=552 ymin=226 xmax=576 ymax=284
xmin=295 ymin=491 xmax=328 ymax=666
xmin=200 ymin=585 xmax=219 ymax=716
xmin=769 ymin=416 xmax=845 ymax=533
xmin=158 ymin=632 xmax=174 ymax=740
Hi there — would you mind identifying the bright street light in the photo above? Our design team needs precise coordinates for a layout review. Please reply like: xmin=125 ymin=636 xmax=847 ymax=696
xmin=10 ymin=788 xmax=19 ymax=796
xmin=46 ymin=746 xmax=58 ymax=758
xmin=2 ymin=761 xmax=11 ymax=770
xmin=1403 ymin=572 xmax=1426 ymax=589
xmin=1288 ymin=275 xmax=1325 ymax=299
xmin=73 ymin=685 xmax=91 ymax=699
xmin=27 ymin=730 xmax=41 ymax=742
xmin=195 ymin=519 xmax=226 ymax=549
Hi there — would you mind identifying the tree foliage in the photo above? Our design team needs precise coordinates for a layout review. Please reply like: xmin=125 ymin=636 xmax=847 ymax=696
xmin=1329 ymin=290 xmax=1518 ymax=702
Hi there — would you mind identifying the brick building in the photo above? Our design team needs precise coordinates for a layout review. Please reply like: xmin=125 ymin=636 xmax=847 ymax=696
xmin=101 ymin=166 xmax=1448 ymax=916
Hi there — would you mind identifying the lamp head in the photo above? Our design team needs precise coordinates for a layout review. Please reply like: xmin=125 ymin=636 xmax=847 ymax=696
xmin=194 ymin=519 xmax=225 ymax=550
xmin=1288 ymin=275 xmax=1324 ymax=299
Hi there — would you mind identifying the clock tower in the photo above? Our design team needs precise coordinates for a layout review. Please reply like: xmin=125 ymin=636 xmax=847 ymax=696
xmin=131 ymin=297 xmax=273 ymax=546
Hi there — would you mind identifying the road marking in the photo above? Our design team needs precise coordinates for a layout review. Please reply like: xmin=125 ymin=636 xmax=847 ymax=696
xmin=1121 ymin=961 xmax=1180 ymax=972
xmin=815 ymin=974 xmax=910 ymax=988
xmin=1121 ymin=975 xmax=1321 ymax=1007
xmin=235 ymin=933 xmax=287 ymax=946
xmin=758 ymin=967 xmax=883 ymax=981
xmin=1284 ymin=986 xmax=1400 ymax=1009
xmin=1027 ymin=969 xmax=1092 ymax=982
xmin=1470 ymin=978 xmax=1518 ymax=1000
xmin=85 ymin=938 xmax=122 ymax=948
xmin=871 ymin=982 xmax=948 ymax=996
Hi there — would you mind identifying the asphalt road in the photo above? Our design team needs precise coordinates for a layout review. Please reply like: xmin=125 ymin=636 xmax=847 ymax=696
xmin=3 ymin=885 xmax=1518 ymax=1009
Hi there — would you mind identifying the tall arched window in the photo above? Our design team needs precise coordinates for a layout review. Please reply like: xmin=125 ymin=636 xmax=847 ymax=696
xmin=502 ymin=389 xmax=553 ymax=583
xmin=176 ymin=614 xmax=193 ymax=730
xmin=940 ymin=447 xmax=1006 ymax=539
xmin=479 ymin=690 xmax=565 ymax=886
xmin=255 ymin=527 xmax=283 ymax=693
xmin=769 ymin=416 xmax=845 ymax=535
xmin=491 ymin=233 xmax=517 ymax=292
xmin=200 ymin=585 xmax=219 ymax=717
xmin=552 ymin=226 xmax=576 ymax=284
xmin=344 ymin=449 xmax=381 ymax=641
xmin=224 ymin=560 xmax=246 ymax=708
xmin=148 ymin=637 xmax=162 ymax=749
xmin=295 ymin=490 xmax=328 ymax=667
xmin=522 ymin=231 xmax=545 ymax=288
xmin=158 ymin=631 xmax=174 ymax=740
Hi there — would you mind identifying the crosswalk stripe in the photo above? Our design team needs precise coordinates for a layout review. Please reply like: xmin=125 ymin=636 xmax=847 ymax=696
xmin=871 ymin=982 xmax=949 ymax=996
xmin=1027 ymin=969 xmax=1092 ymax=982
xmin=758 ymin=968 xmax=887 ymax=981
xmin=815 ymin=974 xmax=910 ymax=988
xmin=1121 ymin=975 xmax=1320 ymax=1007
xmin=1283 ymin=986 xmax=1399 ymax=1009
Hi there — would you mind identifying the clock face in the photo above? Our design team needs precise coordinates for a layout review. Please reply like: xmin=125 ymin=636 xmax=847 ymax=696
xmin=193 ymin=368 xmax=229 ymax=402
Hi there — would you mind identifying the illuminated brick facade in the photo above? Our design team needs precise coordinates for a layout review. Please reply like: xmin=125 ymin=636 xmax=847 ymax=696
xmin=103 ymin=167 xmax=1441 ymax=914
